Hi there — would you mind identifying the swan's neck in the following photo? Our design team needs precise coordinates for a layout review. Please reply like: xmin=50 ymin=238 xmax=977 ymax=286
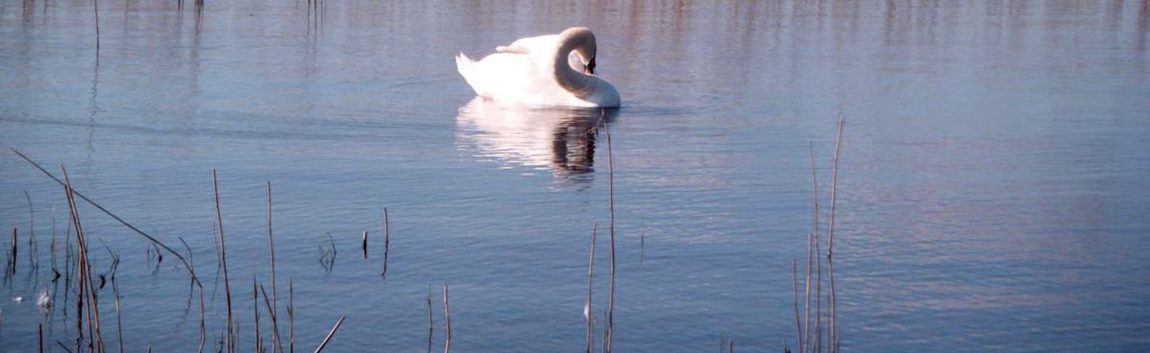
xmin=553 ymin=32 xmax=595 ymax=99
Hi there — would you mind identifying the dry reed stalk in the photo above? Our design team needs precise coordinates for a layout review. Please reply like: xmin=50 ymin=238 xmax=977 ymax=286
xmin=312 ymin=315 xmax=346 ymax=353
xmin=50 ymin=207 xmax=59 ymax=281
xmin=259 ymin=284 xmax=282 ymax=353
xmin=361 ymin=231 xmax=368 ymax=260
xmin=442 ymin=283 xmax=452 ymax=353
xmin=12 ymin=150 xmax=201 ymax=287
xmin=425 ymin=286 xmax=434 ymax=353
xmin=114 ymin=278 xmax=123 ymax=353
xmin=381 ymin=208 xmax=390 ymax=277
xmin=25 ymin=191 xmax=39 ymax=279
xmin=62 ymin=166 xmax=104 ymax=353
xmin=266 ymin=182 xmax=284 ymax=353
xmin=639 ymin=219 xmax=645 ymax=264
xmin=289 ymin=281 xmax=294 ymax=353
xmin=92 ymin=0 xmax=100 ymax=53
xmin=6 ymin=227 xmax=14 ymax=278
xmin=791 ymin=259 xmax=802 ymax=351
xmin=39 ymin=322 xmax=44 ymax=353
xmin=197 ymin=282 xmax=206 ymax=353
xmin=254 ymin=278 xmax=262 ymax=353
xmin=585 ymin=222 xmax=598 ymax=353
xmin=604 ymin=121 xmax=617 ymax=353
xmin=211 ymin=169 xmax=235 ymax=353
xmin=803 ymin=143 xmax=818 ymax=353
xmin=826 ymin=114 xmax=844 ymax=353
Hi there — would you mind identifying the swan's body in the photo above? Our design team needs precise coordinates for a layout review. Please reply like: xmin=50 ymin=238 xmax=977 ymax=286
xmin=455 ymin=27 xmax=621 ymax=108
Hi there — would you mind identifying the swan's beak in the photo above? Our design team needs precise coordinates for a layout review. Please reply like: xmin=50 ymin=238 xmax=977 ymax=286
xmin=584 ymin=57 xmax=597 ymax=75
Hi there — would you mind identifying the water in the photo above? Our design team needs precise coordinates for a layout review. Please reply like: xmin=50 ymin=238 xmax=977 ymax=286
xmin=2 ymin=1 xmax=1148 ymax=352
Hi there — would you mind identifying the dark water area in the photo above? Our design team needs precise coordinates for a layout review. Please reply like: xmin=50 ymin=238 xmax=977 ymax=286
xmin=1 ymin=1 xmax=1148 ymax=352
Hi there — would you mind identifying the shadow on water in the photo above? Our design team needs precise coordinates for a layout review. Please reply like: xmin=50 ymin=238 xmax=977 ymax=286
xmin=455 ymin=97 xmax=618 ymax=189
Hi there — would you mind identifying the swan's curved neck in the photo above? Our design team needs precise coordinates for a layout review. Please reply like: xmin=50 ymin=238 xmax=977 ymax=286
xmin=553 ymin=30 xmax=596 ymax=98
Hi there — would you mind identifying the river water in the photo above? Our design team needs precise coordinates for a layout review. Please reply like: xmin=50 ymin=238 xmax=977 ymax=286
xmin=1 ymin=1 xmax=1148 ymax=352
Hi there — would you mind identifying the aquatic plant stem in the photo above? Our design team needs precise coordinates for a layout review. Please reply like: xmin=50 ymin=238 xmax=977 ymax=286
xmin=312 ymin=316 xmax=345 ymax=353
xmin=604 ymin=119 xmax=617 ymax=353
xmin=443 ymin=283 xmax=452 ymax=353
xmin=585 ymin=222 xmax=598 ymax=353
xmin=211 ymin=168 xmax=235 ymax=353
xmin=11 ymin=149 xmax=201 ymax=287
xmin=826 ymin=114 xmax=844 ymax=353
xmin=266 ymin=181 xmax=284 ymax=353
xmin=381 ymin=208 xmax=390 ymax=277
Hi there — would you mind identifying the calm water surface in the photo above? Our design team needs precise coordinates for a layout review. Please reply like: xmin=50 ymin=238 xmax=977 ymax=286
xmin=2 ymin=1 xmax=1148 ymax=352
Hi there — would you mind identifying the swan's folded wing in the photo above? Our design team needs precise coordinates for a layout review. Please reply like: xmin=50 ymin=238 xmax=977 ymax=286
xmin=495 ymin=45 xmax=530 ymax=54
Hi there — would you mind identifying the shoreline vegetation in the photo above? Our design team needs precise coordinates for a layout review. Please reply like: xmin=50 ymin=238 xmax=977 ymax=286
xmin=2 ymin=116 xmax=846 ymax=352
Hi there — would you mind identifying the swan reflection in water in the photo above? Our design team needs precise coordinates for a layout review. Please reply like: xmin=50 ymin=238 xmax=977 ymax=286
xmin=455 ymin=97 xmax=618 ymax=187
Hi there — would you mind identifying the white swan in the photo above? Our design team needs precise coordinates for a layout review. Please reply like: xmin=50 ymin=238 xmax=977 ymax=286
xmin=455 ymin=27 xmax=621 ymax=108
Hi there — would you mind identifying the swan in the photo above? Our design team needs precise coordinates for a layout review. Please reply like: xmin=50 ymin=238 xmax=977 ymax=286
xmin=455 ymin=27 xmax=621 ymax=108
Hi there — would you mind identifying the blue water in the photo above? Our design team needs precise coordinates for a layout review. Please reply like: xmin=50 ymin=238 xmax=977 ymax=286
xmin=2 ymin=1 xmax=1148 ymax=352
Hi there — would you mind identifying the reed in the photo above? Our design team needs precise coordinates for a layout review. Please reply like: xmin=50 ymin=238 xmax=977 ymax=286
xmin=12 ymin=149 xmax=202 ymax=288
xmin=258 ymin=284 xmax=282 ymax=353
xmin=62 ymin=165 xmax=105 ymax=353
xmin=604 ymin=120 xmax=617 ymax=353
xmin=312 ymin=316 xmax=346 ymax=353
xmin=361 ymin=231 xmax=368 ymax=260
xmin=92 ymin=0 xmax=100 ymax=53
xmin=791 ymin=114 xmax=845 ymax=353
xmin=113 ymin=277 xmax=123 ymax=353
xmin=25 ymin=191 xmax=40 ymax=280
xmin=210 ymin=168 xmax=235 ymax=353
xmin=284 ymin=281 xmax=289 ymax=353
xmin=442 ymin=283 xmax=452 ymax=353
xmin=253 ymin=277 xmax=262 ymax=353
xmin=6 ymin=226 xmax=15 ymax=279
xmin=265 ymin=181 xmax=284 ymax=353
xmin=425 ymin=285 xmax=434 ymax=353
xmin=826 ymin=114 xmax=844 ymax=353
xmin=380 ymin=208 xmax=390 ymax=277
xmin=585 ymin=222 xmax=598 ymax=353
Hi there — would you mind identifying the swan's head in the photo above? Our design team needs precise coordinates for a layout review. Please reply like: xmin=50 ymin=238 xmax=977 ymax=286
xmin=560 ymin=27 xmax=598 ymax=75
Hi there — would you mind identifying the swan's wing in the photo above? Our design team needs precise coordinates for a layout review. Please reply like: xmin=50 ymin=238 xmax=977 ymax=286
xmin=457 ymin=52 xmax=541 ymax=99
xmin=495 ymin=45 xmax=529 ymax=54
xmin=495 ymin=34 xmax=559 ymax=55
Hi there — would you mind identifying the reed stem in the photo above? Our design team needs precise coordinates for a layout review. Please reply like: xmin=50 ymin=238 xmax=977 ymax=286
xmin=312 ymin=316 xmax=345 ymax=353
xmin=211 ymin=169 xmax=235 ymax=353
xmin=381 ymin=208 xmax=390 ymax=277
xmin=266 ymin=181 xmax=283 ymax=353
xmin=443 ymin=283 xmax=452 ymax=353
xmin=585 ymin=222 xmax=598 ymax=353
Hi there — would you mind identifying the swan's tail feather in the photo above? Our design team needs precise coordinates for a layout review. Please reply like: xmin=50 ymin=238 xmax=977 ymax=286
xmin=455 ymin=53 xmax=475 ymax=76
xmin=455 ymin=53 xmax=483 ymax=95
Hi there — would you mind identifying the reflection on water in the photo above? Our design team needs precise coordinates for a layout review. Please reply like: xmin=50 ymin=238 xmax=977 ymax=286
xmin=456 ymin=97 xmax=617 ymax=188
